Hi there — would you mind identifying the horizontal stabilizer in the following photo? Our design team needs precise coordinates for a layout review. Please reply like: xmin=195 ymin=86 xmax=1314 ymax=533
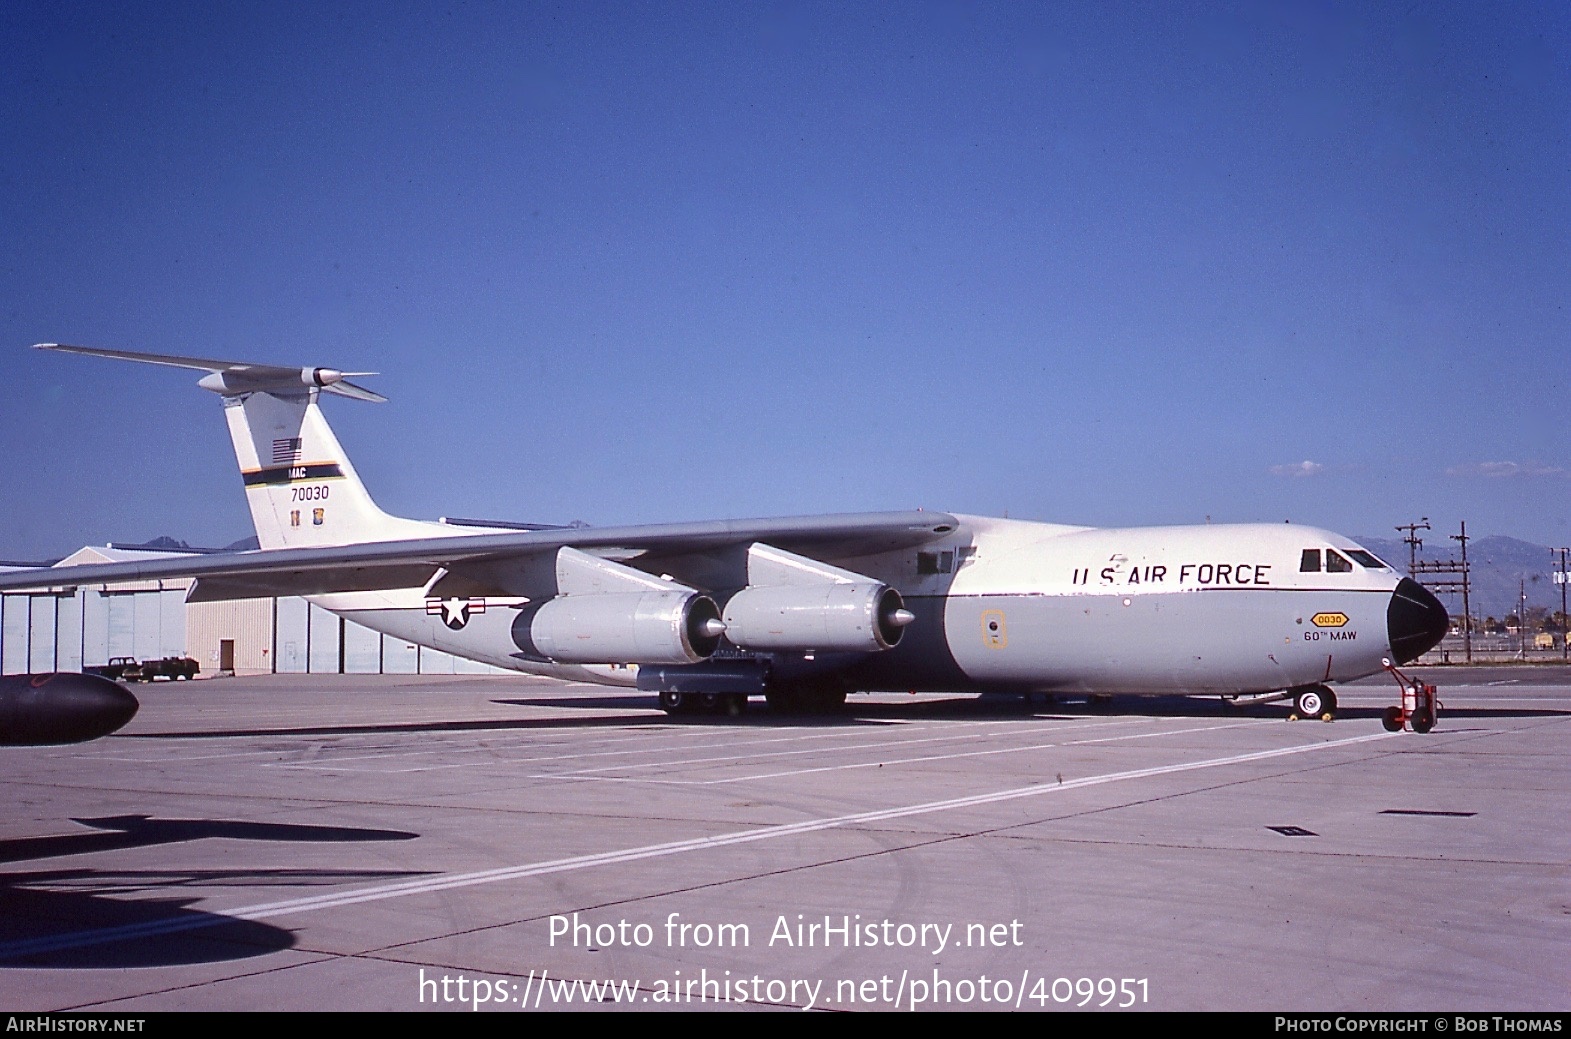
xmin=35 ymin=343 xmax=385 ymax=402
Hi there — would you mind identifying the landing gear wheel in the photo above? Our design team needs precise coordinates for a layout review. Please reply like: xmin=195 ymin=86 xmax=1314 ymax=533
xmin=1410 ymin=706 xmax=1435 ymax=734
xmin=1294 ymin=686 xmax=1335 ymax=721
xmin=658 ymin=689 xmax=689 ymax=715
xmin=722 ymin=694 xmax=746 ymax=717
xmin=1382 ymin=705 xmax=1404 ymax=732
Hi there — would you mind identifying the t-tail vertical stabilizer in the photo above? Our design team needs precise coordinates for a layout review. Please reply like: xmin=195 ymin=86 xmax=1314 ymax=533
xmin=35 ymin=344 xmax=447 ymax=550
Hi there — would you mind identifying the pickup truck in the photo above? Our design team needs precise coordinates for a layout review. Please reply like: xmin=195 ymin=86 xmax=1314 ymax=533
xmin=85 ymin=656 xmax=200 ymax=682
xmin=85 ymin=657 xmax=142 ymax=681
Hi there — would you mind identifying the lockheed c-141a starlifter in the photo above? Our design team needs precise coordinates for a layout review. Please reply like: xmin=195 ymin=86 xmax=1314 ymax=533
xmin=0 ymin=343 xmax=1448 ymax=737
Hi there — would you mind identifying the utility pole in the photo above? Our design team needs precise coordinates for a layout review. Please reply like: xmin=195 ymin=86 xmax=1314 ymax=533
xmin=1414 ymin=520 xmax=1471 ymax=663
xmin=1396 ymin=518 xmax=1431 ymax=577
xmin=1556 ymin=546 xmax=1569 ymax=662
xmin=1519 ymin=577 xmax=1528 ymax=659
xmin=1453 ymin=522 xmax=1472 ymax=664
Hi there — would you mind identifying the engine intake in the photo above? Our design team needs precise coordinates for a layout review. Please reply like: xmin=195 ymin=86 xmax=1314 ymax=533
xmin=515 ymin=591 xmax=723 ymax=665
xmin=723 ymin=582 xmax=910 ymax=653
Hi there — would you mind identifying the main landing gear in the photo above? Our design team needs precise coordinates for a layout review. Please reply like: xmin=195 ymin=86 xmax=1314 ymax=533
xmin=658 ymin=690 xmax=747 ymax=717
xmin=1286 ymin=684 xmax=1338 ymax=722
xmin=658 ymin=681 xmax=850 ymax=718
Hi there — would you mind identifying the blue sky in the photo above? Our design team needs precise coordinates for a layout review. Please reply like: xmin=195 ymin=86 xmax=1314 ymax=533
xmin=2 ymin=1 xmax=1567 ymax=560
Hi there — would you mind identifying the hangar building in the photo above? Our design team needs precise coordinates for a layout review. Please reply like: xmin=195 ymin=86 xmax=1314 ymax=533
xmin=0 ymin=545 xmax=508 ymax=678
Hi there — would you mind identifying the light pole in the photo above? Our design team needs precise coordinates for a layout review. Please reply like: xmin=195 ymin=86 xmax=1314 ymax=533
xmin=1555 ymin=547 xmax=1569 ymax=661
xmin=1519 ymin=577 xmax=1528 ymax=659
xmin=1452 ymin=521 xmax=1472 ymax=664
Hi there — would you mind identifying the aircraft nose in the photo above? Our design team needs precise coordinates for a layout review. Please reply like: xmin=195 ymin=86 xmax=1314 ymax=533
xmin=1386 ymin=578 xmax=1449 ymax=664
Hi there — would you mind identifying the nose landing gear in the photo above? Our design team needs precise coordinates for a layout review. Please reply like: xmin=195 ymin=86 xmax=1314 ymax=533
xmin=1287 ymin=684 xmax=1338 ymax=722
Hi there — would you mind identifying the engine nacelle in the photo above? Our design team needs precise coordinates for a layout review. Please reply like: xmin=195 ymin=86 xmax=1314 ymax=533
xmin=723 ymin=583 xmax=908 ymax=653
xmin=516 ymin=591 xmax=723 ymax=665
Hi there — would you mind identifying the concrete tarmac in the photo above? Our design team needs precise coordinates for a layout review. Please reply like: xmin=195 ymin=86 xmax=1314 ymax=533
xmin=0 ymin=667 xmax=1565 ymax=1012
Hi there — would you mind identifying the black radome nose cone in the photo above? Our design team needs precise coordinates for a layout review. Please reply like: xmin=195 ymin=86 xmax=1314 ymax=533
xmin=1387 ymin=578 xmax=1449 ymax=664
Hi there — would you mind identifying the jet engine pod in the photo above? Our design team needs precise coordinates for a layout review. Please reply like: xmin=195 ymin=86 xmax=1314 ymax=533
xmin=522 ymin=591 xmax=724 ymax=665
xmin=0 ymin=672 xmax=139 ymax=746
xmin=723 ymin=582 xmax=911 ymax=653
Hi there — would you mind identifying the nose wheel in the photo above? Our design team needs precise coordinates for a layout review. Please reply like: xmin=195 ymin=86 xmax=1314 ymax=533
xmin=1288 ymin=685 xmax=1337 ymax=722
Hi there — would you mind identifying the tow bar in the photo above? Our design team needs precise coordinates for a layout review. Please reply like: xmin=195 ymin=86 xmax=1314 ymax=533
xmin=1380 ymin=657 xmax=1440 ymax=733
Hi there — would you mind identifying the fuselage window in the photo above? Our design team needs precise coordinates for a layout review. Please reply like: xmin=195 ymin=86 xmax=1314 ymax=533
xmin=1325 ymin=549 xmax=1353 ymax=573
xmin=1300 ymin=549 xmax=1322 ymax=573
xmin=1345 ymin=549 xmax=1389 ymax=570
xmin=917 ymin=551 xmax=954 ymax=575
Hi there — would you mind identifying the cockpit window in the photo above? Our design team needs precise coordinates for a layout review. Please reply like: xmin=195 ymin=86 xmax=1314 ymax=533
xmin=1299 ymin=549 xmax=1322 ymax=573
xmin=1325 ymin=549 xmax=1353 ymax=573
xmin=1345 ymin=549 xmax=1389 ymax=570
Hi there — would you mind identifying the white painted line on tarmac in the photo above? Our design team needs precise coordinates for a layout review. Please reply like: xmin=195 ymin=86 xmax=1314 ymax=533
xmin=112 ymin=715 xmax=909 ymax=768
xmin=0 ymin=730 xmax=1397 ymax=961
xmin=1062 ymin=720 xmax=1264 ymax=746
xmin=539 ymin=721 xmax=1266 ymax=785
xmin=524 ymin=719 xmax=1153 ymax=778
xmin=267 ymin=718 xmax=1149 ymax=775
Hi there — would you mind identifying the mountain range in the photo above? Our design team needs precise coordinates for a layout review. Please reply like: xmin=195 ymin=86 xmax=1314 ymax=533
xmin=1357 ymin=534 xmax=1565 ymax=623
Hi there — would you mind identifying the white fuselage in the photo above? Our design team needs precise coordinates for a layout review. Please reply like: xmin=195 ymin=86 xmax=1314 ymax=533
xmin=314 ymin=515 xmax=1407 ymax=698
